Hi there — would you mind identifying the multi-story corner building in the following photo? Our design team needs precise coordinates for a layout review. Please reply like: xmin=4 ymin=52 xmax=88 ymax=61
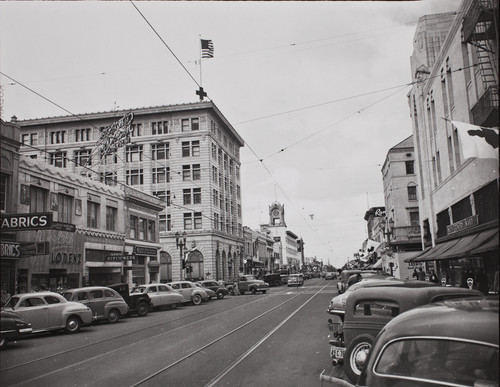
xmin=1 ymin=119 xmax=163 ymax=295
xmin=380 ymin=136 xmax=423 ymax=279
xmin=260 ymin=201 xmax=302 ymax=271
xmin=242 ymin=226 xmax=275 ymax=275
xmin=15 ymin=101 xmax=245 ymax=283
xmin=407 ymin=0 xmax=498 ymax=290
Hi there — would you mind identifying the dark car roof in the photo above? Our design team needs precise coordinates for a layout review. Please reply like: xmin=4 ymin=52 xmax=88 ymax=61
xmin=376 ymin=297 xmax=499 ymax=345
xmin=346 ymin=286 xmax=482 ymax=312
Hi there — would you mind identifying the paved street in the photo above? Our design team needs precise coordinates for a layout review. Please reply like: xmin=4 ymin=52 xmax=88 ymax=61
xmin=0 ymin=278 xmax=340 ymax=387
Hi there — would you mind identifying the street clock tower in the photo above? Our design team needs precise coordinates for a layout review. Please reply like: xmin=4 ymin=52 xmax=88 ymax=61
xmin=269 ymin=202 xmax=286 ymax=227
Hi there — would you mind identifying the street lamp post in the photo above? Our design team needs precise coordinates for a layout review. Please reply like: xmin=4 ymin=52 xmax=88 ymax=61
xmin=175 ymin=231 xmax=187 ymax=281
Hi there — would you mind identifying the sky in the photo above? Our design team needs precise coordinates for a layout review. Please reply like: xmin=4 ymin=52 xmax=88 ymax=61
xmin=0 ymin=0 xmax=461 ymax=269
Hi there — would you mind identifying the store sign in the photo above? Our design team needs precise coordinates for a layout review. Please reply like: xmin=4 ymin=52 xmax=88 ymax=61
xmin=1 ymin=213 xmax=53 ymax=231
xmin=374 ymin=208 xmax=386 ymax=217
xmin=447 ymin=215 xmax=478 ymax=235
xmin=20 ymin=242 xmax=50 ymax=256
xmin=106 ymin=253 xmax=134 ymax=262
xmin=0 ymin=241 xmax=21 ymax=258
xmin=52 ymin=222 xmax=76 ymax=233
xmin=134 ymin=246 xmax=157 ymax=256
xmin=50 ymin=251 xmax=82 ymax=265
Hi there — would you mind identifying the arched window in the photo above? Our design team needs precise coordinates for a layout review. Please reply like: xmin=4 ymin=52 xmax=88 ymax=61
xmin=186 ymin=250 xmax=204 ymax=281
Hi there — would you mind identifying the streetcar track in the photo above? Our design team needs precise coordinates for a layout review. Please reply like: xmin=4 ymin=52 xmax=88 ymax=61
xmin=133 ymin=283 xmax=331 ymax=386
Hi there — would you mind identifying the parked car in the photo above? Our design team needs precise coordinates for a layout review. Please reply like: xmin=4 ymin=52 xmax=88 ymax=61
xmin=0 ymin=310 xmax=32 ymax=349
xmin=325 ymin=272 xmax=337 ymax=280
xmin=167 ymin=281 xmax=209 ymax=305
xmin=193 ymin=283 xmax=216 ymax=300
xmin=327 ymin=278 xmax=435 ymax=317
xmin=131 ymin=284 xmax=184 ymax=310
xmin=232 ymin=275 xmax=269 ymax=295
xmin=287 ymin=274 xmax=304 ymax=287
xmin=280 ymin=274 xmax=289 ymax=285
xmin=263 ymin=273 xmax=283 ymax=287
xmin=356 ymin=297 xmax=499 ymax=387
xmin=337 ymin=270 xmax=380 ymax=294
xmin=2 ymin=292 xmax=93 ymax=334
xmin=62 ymin=286 xmax=129 ymax=323
xmin=197 ymin=280 xmax=229 ymax=299
xmin=327 ymin=286 xmax=482 ymax=383
xmin=108 ymin=283 xmax=152 ymax=317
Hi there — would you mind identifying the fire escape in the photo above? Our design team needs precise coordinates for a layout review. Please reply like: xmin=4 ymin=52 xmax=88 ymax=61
xmin=462 ymin=0 xmax=499 ymax=127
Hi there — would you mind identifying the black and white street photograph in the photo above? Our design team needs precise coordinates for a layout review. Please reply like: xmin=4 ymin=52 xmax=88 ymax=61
xmin=0 ymin=0 xmax=498 ymax=386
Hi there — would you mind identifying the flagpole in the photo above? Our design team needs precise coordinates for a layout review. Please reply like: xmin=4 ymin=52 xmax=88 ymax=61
xmin=199 ymin=35 xmax=203 ymax=87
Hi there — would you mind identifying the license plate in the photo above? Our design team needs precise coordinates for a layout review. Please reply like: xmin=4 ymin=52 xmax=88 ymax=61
xmin=330 ymin=346 xmax=345 ymax=360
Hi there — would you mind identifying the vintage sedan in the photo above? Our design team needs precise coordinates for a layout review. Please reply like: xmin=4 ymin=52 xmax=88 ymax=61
xmin=197 ymin=280 xmax=229 ymax=299
xmin=337 ymin=270 xmax=380 ymax=294
xmin=327 ymin=278 xmax=436 ymax=317
xmin=0 ymin=310 xmax=32 ymax=349
xmin=287 ymin=274 xmax=304 ymax=287
xmin=327 ymin=286 xmax=482 ymax=383
xmin=356 ymin=297 xmax=499 ymax=387
xmin=2 ymin=292 xmax=93 ymax=334
xmin=167 ymin=281 xmax=209 ymax=305
xmin=62 ymin=286 xmax=129 ymax=323
xmin=193 ymin=283 xmax=216 ymax=300
xmin=131 ymin=284 xmax=184 ymax=310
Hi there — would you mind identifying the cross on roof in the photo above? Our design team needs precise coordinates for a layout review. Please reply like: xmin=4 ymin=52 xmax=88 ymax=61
xmin=196 ymin=87 xmax=207 ymax=101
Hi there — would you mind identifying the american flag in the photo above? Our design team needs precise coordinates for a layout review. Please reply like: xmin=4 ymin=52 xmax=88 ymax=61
xmin=201 ymin=39 xmax=214 ymax=58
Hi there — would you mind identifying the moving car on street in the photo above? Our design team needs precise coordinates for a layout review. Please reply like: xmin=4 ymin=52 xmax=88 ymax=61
xmin=232 ymin=275 xmax=269 ymax=295
xmin=197 ymin=280 xmax=229 ymax=299
xmin=62 ymin=286 xmax=129 ymax=323
xmin=287 ymin=274 xmax=304 ymax=287
xmin=167 ymin=281 xmax=209 ymax=305
xmin=2 ymin=292 xmax=93 ymax=334
xmin=131 ymin=284 xmax=185 ymax=310
xmin=336 ymin=270 xmax=379 ymax=294
xmin=324 ymin=272 xmax=337 ymax=280
xmin=327 ymin=286 xmax=482 ymax=383
xmin=0 ymin=310 xmax=32 ymax=349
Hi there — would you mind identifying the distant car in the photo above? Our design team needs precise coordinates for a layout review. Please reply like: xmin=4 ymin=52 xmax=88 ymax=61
xmin=2 ymin=292 xmax=93 ymax=334
xmin=327 ymin=278 xmax=436 ymax=317
xmin=356 ymin=297 xmax=499 ymax=387
xmin=287 ymin=274 xmax=304 ymax=287
xmin=280 ymin=274 xmax=289 ymax=285
xmin=327 ymin=286 xmax=482 ymax=383
xmin=108 ymin=283 xmax=152 ymax=317
xmin=263 ymin=273 xmax=283 ymax=287
xmin=131 ymin=284 xmax=184 ymax=310
xmin=197 ymin=280 xmax=229 ymax=299
xmin=0 ymin=310 xmax=32 ymax=349
xmin=167 ymin=281 xmax=209 ymax=305
xmin=234 ymin=275 xmax=269 ymax=295
xmin=62 ymin=286 xmax=129 ymax=323
xmin=337 ymin=270 xmax=379 ymax=294
xmin=324 ymin=272 xmax=336 ymax=280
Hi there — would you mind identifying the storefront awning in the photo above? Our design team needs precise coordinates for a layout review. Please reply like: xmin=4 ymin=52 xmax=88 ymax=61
xmin=469 ymin=230 xmax=499 ymax=255
xmin=404 ymin=247 xmax=431 ymax=263
xmin=408 ymin=228 xmax=498 ymax=263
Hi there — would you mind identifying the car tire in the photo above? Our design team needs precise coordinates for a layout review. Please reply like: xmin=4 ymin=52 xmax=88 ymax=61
xmin=217 ymin=291 xmax=225 ymax=300
xmin=0 ymin=336 xmax=8 ymax=349
xmin=137 ymin=302 xmax=149 ymax=317
xmin=169 ymin=303 xmax=178 ymax=310
xmin=192 ymin=294 xmax=202 ymax=305
xmin=251 ymin=288 xmax=257 ymax=295
xmin=65 ymin=316 xmax=81 ymax=333
xmin=262 ymin=290 xmax=267 ymax=294
xmin=107 ymin=309 xmax=120 ymax=324
xmin=344 ymin=334 xmax=374 ymax=383
xmin=240 ymin=291 xmax=245 ymax=295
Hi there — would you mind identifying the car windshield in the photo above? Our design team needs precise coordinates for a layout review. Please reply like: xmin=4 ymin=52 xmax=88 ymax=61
xmin=131 ymin=287 xmax=145 ymax=294
xmin=3 ymin=296 xmax=20 ymax=308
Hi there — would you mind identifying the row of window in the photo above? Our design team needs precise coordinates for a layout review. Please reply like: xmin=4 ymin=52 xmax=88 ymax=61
xmin=129 ymin=216 xmax=156 ymax=241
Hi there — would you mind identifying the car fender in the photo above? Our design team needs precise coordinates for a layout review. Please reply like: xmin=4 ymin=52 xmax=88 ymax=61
xmin=103 ymin=301 xmax=129 ymax=316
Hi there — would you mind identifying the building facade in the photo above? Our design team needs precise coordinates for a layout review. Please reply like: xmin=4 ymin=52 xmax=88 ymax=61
xmin=15 ymin=101 xmax=245 ymax=283
xmin=407 ymin=0 xmax=498 ymax=290
xmin=380 ymin=136 xmax=423 ymax=279
xmin=242 ymin=226 xmax=276 ymax=276
xmin=260 ymin=201 xmax=302 ymax=271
